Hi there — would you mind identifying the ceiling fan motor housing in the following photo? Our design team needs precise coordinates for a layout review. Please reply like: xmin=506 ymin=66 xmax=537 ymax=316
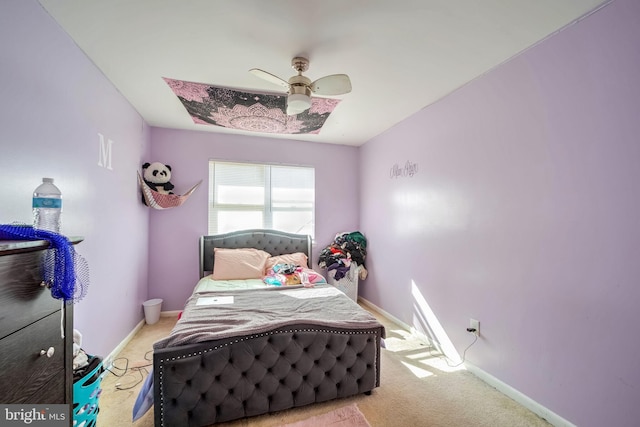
xmin=288 ymin=75 xmax=312 ymax=97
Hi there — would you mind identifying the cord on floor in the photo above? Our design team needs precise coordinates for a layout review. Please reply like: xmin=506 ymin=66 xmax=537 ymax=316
xmin=104 ymin=350 xmax=153 ymax=390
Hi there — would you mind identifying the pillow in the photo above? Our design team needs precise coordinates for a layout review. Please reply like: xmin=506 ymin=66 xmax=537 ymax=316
xmin=265 ymin=252 xmax=309 ymax=272
xmin=212 ymin=248 xmax=271 ymax=280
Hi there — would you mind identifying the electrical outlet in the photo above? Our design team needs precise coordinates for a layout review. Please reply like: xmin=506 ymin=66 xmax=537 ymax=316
xmin=469 ymin=318 xmax=480 ymax=336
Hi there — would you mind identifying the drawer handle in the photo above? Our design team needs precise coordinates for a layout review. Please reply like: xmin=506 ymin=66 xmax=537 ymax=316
xmin=40 ymin=347 xmax=55 ymax=358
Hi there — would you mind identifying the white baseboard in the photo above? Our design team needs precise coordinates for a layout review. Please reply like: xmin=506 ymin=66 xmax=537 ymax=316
xmin=358 ymin=297 xmax=432 ymax=345
xmin=103 ymin=318 xmax=145 ymax=369
xmin=103 ymin=310 xmax=180 ymax=368
xmin=464 ymin=362 xmax=576 ymax=427
xmin=358 ymin=297 xmax=409 ymax=329
xmin=358 ymin=297 xmax=574 ymax=427
xmin=160 ymin=310 xmax=181 ymax=317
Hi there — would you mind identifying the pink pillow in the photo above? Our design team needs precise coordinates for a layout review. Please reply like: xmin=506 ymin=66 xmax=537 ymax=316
xmin=212 ymin=248 xmax=271 ymax=280
xmin=265 ymin=252 xmax=309 ymax=272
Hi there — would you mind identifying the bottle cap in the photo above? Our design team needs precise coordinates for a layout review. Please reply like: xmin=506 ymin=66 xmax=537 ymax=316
xmin=43 ymin=177 xmax=54 ymax=183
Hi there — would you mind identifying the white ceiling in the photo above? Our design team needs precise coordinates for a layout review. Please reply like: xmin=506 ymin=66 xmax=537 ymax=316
xmin=38 ymin=0 xmax=607 ymax=146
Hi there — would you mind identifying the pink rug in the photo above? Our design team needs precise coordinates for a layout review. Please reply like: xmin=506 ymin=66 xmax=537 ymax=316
xmin=282 ymin=404 xmax=371 ymax=427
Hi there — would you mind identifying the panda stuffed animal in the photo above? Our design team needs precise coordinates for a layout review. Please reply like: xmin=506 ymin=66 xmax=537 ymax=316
xmin=142 ymin=162 xmax=175 ymax=204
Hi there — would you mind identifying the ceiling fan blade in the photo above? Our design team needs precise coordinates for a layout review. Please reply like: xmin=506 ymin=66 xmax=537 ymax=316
xmin=249 ymin=68 xmax=290 ymax=89
xmin=310 ymin=74 xmax=352 ymax=96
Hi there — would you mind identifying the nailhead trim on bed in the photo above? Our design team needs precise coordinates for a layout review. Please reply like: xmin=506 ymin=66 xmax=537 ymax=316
xmin=155 ymin=326 xmax=382 ymax=427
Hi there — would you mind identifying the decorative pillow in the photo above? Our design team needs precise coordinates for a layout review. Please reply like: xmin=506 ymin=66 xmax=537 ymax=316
xmin=212 ymin=248 xmax=271 ymax=280
xmin=265 ymin=252 xmax=309 ymax=272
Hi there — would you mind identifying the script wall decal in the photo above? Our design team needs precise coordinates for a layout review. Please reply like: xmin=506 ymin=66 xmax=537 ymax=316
xmin=390 ymin=161 xmax=418 ymax=179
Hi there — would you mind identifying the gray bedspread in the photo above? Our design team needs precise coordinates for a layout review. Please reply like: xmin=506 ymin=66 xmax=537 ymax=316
xmin=154 ymin=284 xmax=384 ymax=350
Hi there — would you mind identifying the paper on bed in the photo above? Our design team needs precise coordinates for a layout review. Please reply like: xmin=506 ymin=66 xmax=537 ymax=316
xmin=154 ymin=284 xmax=384 ymax=349
xmin=196 ymin=295 xmax=234 ymax=305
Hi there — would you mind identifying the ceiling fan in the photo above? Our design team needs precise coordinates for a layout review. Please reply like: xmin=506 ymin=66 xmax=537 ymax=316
xmin=249 ymin=57 xmax=352 ymax=116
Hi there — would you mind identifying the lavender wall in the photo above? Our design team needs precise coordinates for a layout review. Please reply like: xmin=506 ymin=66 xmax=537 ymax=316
xmin=0 ymin=1 xmax=150 ymax=358
xmin=148 ymin=128 xmax=359 ymax=310
xmin=359 ymin=0 xmax=640 ymax=425
xmin=6 ymin=1 xmax=637 ymax=424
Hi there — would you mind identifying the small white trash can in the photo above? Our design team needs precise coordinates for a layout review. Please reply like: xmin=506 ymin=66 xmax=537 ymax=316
xmin=143 ymin=298 xmax=163 ymax=325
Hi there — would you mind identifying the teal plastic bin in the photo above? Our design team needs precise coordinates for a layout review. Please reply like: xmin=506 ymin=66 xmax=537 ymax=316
xmin=73 ymin=357 xmax=105 ymax=427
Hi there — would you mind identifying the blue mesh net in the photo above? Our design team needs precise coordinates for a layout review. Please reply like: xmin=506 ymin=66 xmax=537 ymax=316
xmin=0 ymin=224 xmax=89 ymax=303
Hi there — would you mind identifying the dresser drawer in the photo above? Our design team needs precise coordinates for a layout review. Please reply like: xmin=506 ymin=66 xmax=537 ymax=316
xmin=0 ymin=311 xmax=66 ymax=403
xmin=0 ymin=249 xmax=59 ymax=339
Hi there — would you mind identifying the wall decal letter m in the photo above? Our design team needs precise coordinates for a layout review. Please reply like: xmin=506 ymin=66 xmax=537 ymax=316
xmin=98 ymin=133 xmax=114 ymax=170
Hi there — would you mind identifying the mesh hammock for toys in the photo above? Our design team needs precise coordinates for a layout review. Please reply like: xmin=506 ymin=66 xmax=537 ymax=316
xmin=137 ymin=172 xmax=201 ymax=210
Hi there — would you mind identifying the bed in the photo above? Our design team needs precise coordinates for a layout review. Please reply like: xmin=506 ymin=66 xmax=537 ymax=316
xmin=149 ymin=229 xmax=385 ymax=427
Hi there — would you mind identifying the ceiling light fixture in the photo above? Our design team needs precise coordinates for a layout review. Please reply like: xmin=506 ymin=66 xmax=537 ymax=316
xmin=286 ymin=81 xmax=312 ymax=115
xmin=287 ymin=93 xmax=312 ymax=115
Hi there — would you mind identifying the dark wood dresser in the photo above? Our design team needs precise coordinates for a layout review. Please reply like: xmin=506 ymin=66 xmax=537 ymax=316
xmin=0 ymin=238 xmax=80 ymax=418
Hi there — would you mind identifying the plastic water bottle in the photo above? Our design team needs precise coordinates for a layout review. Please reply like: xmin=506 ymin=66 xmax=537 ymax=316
xmin=33 ymin=177 xmax=62 ymax=233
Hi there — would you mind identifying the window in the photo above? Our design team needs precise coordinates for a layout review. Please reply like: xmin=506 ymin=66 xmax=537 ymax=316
xmin=208 ymin=161 xmax=315 ymax=237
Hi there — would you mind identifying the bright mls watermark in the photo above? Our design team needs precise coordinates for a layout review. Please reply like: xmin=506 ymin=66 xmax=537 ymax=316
xmin=0 ymin=405 xmax=68 ymax=426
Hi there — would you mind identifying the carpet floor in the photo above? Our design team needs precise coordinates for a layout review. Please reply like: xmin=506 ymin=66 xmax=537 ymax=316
xmin=281 ymin=403 xmax=370 ymax=427
xmin=96 ymin=306 xmax=551 ymax=427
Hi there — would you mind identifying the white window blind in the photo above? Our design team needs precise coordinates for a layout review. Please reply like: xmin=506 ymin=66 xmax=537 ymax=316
xmin=208 ymin=161 xmax=315 ymax=237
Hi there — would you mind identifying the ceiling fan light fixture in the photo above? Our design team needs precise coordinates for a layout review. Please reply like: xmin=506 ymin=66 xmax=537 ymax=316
xmin=287 ymin=93 xmax=312 ymax=115
xmin=251 ymin=57 xmax=350 ymax=116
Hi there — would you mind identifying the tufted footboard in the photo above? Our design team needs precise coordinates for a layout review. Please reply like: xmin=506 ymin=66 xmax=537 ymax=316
xmin=153 ymin=324 xmax=383 ymax=427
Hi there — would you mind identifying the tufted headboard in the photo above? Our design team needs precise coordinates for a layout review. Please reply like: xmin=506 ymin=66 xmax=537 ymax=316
xmin=199 ymin=229 xmax=312 ymax=278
